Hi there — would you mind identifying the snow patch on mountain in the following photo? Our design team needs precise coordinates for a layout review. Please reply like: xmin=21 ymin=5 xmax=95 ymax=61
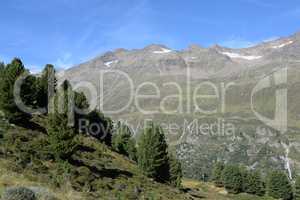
xmin=153 ymin=48 xmax=172 ymax=54
xmin=220 ymin=52 xmax=262 ymax=60
xmin=104 ymin=60 xmax=118 ymax=67
xmin=272 ymin=41 xmax=294 ymax=49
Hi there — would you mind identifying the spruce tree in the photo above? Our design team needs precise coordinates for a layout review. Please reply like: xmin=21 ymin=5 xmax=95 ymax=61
xmin=169 ymin=154 xmax=182 ymax=188
xmin=21 ymin=74 xmax=39 ymax=109
xmin=46 ymin=80 xmax=78 ymax=161
xmin=221 ymin=165 xmax=243 ymax=194
xmin=0 ymin=62 xmax=5 ymax=118
xmin=74 ymin=91 xmax=90 ymax=132
xmin=295 ymin=176 xmax=300 ymax=200
xmin=72 ymin=90 xmax=113 ymax=146
xmin=137 ymin=122 xmax=170 ymax=182
xmin=211 ymin=162 xmax=225 ymax=187
xmin=0 ymin=62 xmax=4 ymax=78
xmin=243 ymin=169 xmax=265 ymax=196
xmin=0 ymin=58 xmax=29 ymax=123
xmin=267 ymin=170 xmax=293 ymax=200
xmin=112 ymin=122 xmax=137 ymax=161
xmin=85 ymin=110 xmax=113 ymax=146
xmin=36 ymin=64 xmax=57 ymax=113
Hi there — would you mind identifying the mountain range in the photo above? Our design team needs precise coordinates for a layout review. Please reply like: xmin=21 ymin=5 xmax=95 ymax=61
xmin=61 ymin=31 xmax=300 ymax=180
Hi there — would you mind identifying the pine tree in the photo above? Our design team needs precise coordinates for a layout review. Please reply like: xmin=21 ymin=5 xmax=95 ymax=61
xmin=46 ymin=80 xmax=78 ymax=161
xmin=112 ymin=122 xmax=137 ymax=161
xmin=137 ymin=122 xmax=170 ymax=182
xmin=85 ymin=110 xmax=113 ymax=146
xmin=295 ymin=176 xmax=300 ymax=200
xmin=221 ymin=165 xmax=243 ymax=194
xmin=21 ymin=74 xmax=39 ymax=109
xmin=211 ymin=162 xmax=225 ymax=187
xmin=169 ymin=154 xmax=182 ymax=188
xmin=243 ymin=169 xmax=265 ymax=196
xmin=72 ymin=89 xmax=113 ymax=146
xmin=0 ymin=58 xmax=29 ymax=123
xmin=0 ymin=62 xmax=4 ymax=118
xmin=267 ymin=170 xmax=293 ymax=200
xmin=0 ymin=62 xmax=4 ymax=78
xmin=36 ymin=64 xmax=57 ymax=113
xmin=74 ymin=91 xmax=90 ymax=132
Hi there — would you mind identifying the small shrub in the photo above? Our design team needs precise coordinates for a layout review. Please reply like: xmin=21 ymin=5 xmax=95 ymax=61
xmin=242 ymin=169 xmax=265 ymax=196
xmin=267 ymin=170 xmax=293 ymax=200
xmin=211 ymin=162 xmax=225 ymax=187
xmin=2 ymin=187 xmax=36 ymax=200
xmin=112 ymin=122 xmax=137 ymax=161
xmin=295 ymin=176 xmax=300 ymax=200
xmin=29 ymin=187 xmax=59 ymax=200
xmin=221 ymin=165 xmax=243 ymax=194
xmin=169 ymin=154 xmax=183 ymax=188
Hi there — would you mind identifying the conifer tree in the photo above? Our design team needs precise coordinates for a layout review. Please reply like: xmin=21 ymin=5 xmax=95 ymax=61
xmin=21 ymin=74 xmax=39 ymax=109
xmin=74 ymin=91 xmax=90 ymax=132
xmin=112 ymin=122 xmax=137 ymax=161
xmin=221 ymin=165 xmax=243 ymax=194
xmin=267 ymin=170 xmax=293 ymax=200
xmin=243 ymin=169 xmax=265 ymax=196
xmin=295 ymin=176 xmax=300 ymax=200
xmin=85 ymin=110 xmax=113 ymax=146
xmin=36 ymin=64 xmax=57 ymax=113
xmin=211 ymin=162 xmax=225 ymax=187
xmin=0 ymin=62 xmax=4 ymax=116
xmin=0 ymin=62 xmax=4 ymax=77
xmin=137 ymin=122 xmax=170 ymax=182
xmin=0 ymin=58 xmax=29 ymax=123
xmin=169 ymin=153 xmax=182 ymax=188
xmin=46 ymin=80 xmax=78 ymax=161
xmin=72 ymin=90 xmax=113 ymax=145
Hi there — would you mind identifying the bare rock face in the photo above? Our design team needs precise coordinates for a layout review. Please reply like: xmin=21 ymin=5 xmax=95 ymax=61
xmin=61 ymin=32 xmax=300 ymax=179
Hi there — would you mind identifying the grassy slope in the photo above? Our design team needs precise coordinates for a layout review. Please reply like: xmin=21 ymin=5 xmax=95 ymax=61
xmin=0 ymin=123 xmax=190 ymax=200
xmin=182 ymin=179 xmax=275 ymax=200
xmin=0 ymin=121 xmax=278 ymax=200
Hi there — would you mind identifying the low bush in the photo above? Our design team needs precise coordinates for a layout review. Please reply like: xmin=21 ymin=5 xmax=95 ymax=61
xmin=2 ymin=187 xmax=36 ymax=200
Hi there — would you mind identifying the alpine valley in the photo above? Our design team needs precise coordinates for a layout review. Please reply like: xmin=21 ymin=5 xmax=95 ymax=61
xmin=61 ymin=31 xmax=300 ymax=180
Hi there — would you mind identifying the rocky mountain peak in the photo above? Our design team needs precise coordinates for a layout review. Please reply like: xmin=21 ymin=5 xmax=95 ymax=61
xmin=143 ymin=44 xmax=172 ymax=53
xmin=187 ymin=44 xmax=204 ymax=51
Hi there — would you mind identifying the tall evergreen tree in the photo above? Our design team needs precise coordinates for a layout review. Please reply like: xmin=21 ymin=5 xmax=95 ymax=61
xmin=0 ymin=62 xmax=4 ymax=118
xmin=72 ymin=90 xmax=113 ymax=145
xmin=137 ymin=123 xmax=170 ymax=182
xmin=36 ymin=64 xmax=57 ymax=113
xmin=21 ymin=74 xmax=39 ymax=109
xmin=112 ymin=122 xmax=137 ymax=161
xmin=267 ymin=170 xmax=293 ymax=200
xmin=46 ymin=80 xmax=78 ymax=161
xmin=0 ymin=58 xmax=29 ymax=123
xmin=74 ymin=91 xmax=90 ymax=132
xmin=169 ymin=153 xmax=182 ymax=188
xmin=295 ymin=176 xmax=300 ymax=200
xmin=211 ymin=162 xmax=225 ymax=187
xmin=0 ymin=62 xmax=4 ymax=77
xmin=85 ymin=110 xmax=113 ymax=146
xmin=221 ymin=165 xmax=243 ymax=194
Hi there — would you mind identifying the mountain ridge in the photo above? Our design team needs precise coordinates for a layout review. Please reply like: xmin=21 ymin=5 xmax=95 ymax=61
xmin=61 ymin=31 xmax=300 ymax=180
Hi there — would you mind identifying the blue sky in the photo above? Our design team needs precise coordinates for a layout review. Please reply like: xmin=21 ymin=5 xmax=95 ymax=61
xmin=0 ymin=0 xmax=300 ymax=72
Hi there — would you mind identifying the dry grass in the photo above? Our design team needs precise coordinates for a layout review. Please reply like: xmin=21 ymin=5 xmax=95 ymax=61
xmin=182 ymin=179 xmax=276 ymax=200
xmin=0 ymin=159 xmax=83 ymax=200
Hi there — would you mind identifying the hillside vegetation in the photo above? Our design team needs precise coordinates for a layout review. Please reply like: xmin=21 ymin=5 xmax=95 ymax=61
xmin=0 ymin=58 xmax=299 ymax=200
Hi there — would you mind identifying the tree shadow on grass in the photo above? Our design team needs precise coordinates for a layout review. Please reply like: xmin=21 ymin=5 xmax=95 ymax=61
xmin=68 ymin=156 xmax=133 ymax=179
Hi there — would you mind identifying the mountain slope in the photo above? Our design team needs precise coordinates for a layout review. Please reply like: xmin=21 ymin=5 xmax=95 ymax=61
xmin=61 ymin=32 xmax=300 ymax=179
xmin=0 ymin=119 xmax=192 ymax=200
